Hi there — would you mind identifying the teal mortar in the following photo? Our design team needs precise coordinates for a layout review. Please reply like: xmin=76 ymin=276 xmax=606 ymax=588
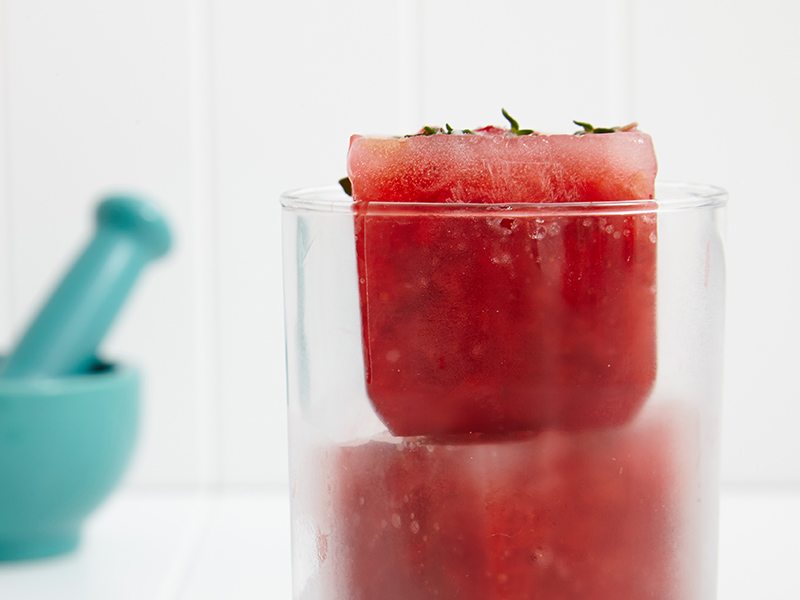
xmin=0 ymin=360 xmax=139 ymax=560
xmin=0 ymin=194 xmax=171 ymax=561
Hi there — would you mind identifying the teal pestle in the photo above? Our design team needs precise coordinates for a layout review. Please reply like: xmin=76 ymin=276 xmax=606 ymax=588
xmin=0 ymin=195 xmax=172 ymax=378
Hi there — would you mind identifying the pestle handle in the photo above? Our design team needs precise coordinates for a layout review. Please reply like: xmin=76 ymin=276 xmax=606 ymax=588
xmin=0 ymin=195 xmax=172 ymax=378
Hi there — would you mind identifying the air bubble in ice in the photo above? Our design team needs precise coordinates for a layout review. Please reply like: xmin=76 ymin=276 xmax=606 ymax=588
xmin=491 ymin=253 xmax=512 ymax=265
xmin=649 ymin=232 xmax=657 ymax=244
xmin=317 ymin=532 xmax=329 ymax=563
xmin=499 ymin=218 xmax=518 ymax=231
xmin=410 ymin=520 xmax=421 ymax=534
xmin=531 ymin=227 xmax=547 ymax=240
xmin=391 ymin=513 xmax=402 ymax=528
xmin=489 ymin=217 xmax=514 ymax=235
xmin=532 ymin=547 xmax=554 ymax=567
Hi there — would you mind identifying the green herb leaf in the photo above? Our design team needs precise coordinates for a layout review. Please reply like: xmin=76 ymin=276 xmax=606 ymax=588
xmin=501 ymin=108 xmax=520 ymax=132
xmin=502 ymin=109 xmax=536 ymax=135
xmin=462 ymin=128 xmax=473 ymax=134
xmin=421 ymin=125 xmax=440 ymax=135
xmin=573 ymin=120 xmax=638 ymax=135
xmin=445 ymin=123 xmax=454 ymax=134
xmin=338 ymin=176 xmax=352 ymax=197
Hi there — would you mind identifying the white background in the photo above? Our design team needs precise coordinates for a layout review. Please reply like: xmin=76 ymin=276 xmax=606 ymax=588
xmin=0 ymin=0 xmax=798 ymax=493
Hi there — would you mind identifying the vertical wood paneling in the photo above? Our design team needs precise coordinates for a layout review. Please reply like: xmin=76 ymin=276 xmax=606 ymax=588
xmin=602 ymin=0 xmax=634 ymax=119
xmin=419 ymin=0 xmax=630 ymax=131
xmin=632 ymin=0 xmax=800 ymax=484
xmin=0 ymin=0 xmax=797 ymax=488
xmin=186 ymin=0 xmax=221 ymax=486
xmin=394 ymin=0 xmax=424 ymax=128
xmin=0 ymin=0 xmax=11 ymax=350
xmin=212 ymin=0 xmax=413 ymax=485
xmin=3 ymin=0 xmax=215 ymax=485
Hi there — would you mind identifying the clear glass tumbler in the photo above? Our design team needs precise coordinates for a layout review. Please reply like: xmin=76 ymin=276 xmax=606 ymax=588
xmin=281 ymin=183 xmax=727 ymax=600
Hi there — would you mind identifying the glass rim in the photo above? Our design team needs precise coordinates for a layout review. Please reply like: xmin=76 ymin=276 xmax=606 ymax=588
xmin=280 ymin=182 xmax=727 ymax=216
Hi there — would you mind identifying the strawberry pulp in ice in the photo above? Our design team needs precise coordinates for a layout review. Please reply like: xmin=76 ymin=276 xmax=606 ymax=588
xmin=348 ymin=122 xmax=658 ymax=436
xmin=328 ymin=413 xmax=684 ymax=600
xmin=317 ymin=117 xmax=680 ymax=599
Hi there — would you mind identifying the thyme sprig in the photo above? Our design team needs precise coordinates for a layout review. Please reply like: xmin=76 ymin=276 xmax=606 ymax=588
xmin=409 ymin=123 xmax=472 ymax=137
xmin=501 ymin=108 xmax=535 ymax=135
xmin=573 ymin=120 xmax=638 ymax=135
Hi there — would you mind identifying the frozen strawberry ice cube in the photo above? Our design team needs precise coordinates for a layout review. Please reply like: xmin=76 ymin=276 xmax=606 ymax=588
xmin=349 ymin=127 xmax=658 ymax=436
xmin=328 ymin=413 xmax=683 ymax=599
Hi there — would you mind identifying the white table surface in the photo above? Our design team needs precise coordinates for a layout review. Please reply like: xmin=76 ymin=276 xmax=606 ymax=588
xmin=0 ymin=487 xmax=797 ymax=599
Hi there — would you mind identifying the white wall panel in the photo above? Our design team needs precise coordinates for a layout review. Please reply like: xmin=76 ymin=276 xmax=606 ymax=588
xmin=0 ymin=0 xmax=11 ymax=351
xmin=2 ymin=0 xmax=215 ymax=485
xmin=632 ymin=0 xmax=800 ymax=484
xmin=0 ymin=194 xmax=9 ymax=350
xmin=0 ymin=0 xmax=797 ymax=488
xmin=212 ymin=0 xmax=414 ymax=485
xmin=419 ymin=0 xmax=631 ymax=132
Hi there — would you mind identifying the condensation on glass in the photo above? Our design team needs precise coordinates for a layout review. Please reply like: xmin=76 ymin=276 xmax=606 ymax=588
xmin=281 ymin=183 xmax=727 ymax=600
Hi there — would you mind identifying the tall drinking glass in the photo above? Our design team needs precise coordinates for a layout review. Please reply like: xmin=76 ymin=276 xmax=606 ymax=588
xmin=282 ymin=183 xmax=726 ymax=600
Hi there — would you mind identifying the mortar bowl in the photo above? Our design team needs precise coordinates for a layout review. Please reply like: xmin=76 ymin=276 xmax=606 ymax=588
xmin=0 ymin=358 xmax=138 ymax=560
